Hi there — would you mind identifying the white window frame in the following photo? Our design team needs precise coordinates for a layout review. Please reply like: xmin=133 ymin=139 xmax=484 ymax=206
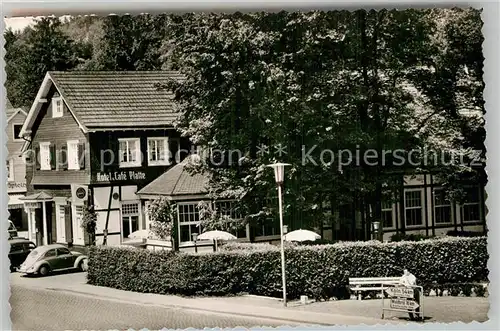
xmin=12 ymin=123 xmax=23 ymax=141
xmin=433 ymin=188 xmax=452 ymax=225
xmin=121 ymin=202 xmax=140 ymax=239
xmin=147 ymin=137 xmax=170 ymax=166
xmin=67 ymin=140 xmax=80 ymax=170
xmin=177 ymin=202 xmax=202 ymax=243
xmin=404 ymin=189 xmax=424 ymax=227
xmin=39 ymin=142 xmax=51 ymax=171
xmin=118 ymin=138 xmax=141 ymax=168
xmin=52 ymin=96 xmax=63 ymax=118
xmin=7 ymin=159 xmax=14 ymax=182
xmin=462 ymin=186 xmax=481 ymax=223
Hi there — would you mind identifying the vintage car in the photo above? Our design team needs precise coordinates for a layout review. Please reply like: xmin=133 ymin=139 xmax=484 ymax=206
xmin=9 ymin=238 xmax=37 ymax=272
xmin=18 ymin=244 xmax=89 ymax=276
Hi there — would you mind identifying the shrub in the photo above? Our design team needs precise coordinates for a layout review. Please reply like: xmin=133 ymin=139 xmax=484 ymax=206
xmin=390 ymin=233 xmax=435 ymax=242
xmin=88 ymin=236 xmax=488 ymax=301
xmin=446 ymin=230 xmax=485 ymax=237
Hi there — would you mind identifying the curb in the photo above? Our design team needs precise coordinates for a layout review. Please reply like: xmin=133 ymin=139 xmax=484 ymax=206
xmin=42 ymin=285 xmax=402 ymax=326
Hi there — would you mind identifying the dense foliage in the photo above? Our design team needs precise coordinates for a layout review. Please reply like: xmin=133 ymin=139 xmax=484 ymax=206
xmin=87 ymin=237 xmax=488 ymax=300
xmin=159 ymin=9 xmax=486 ymax=232
xmin=146 ymin=197 xmax=177 ymax=241
xmin=5 ymin=10 xmax=485 ymax=235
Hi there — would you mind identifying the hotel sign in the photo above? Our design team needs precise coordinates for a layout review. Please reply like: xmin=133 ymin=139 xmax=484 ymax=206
xmin=95 ymin=171 xmax=147 ymax=183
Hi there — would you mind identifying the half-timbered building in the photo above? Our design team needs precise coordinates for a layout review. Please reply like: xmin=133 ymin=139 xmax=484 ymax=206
xmin=19 ymin=71 xmax=189 ymax=246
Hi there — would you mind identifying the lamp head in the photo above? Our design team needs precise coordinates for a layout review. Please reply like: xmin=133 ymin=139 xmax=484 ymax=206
xmin=372 ymin=221 xmax=380 ymax=231
xmin=267 ymin=162 xmax=291 ymax=185
xmin=192 ymin=233 xmax=198 ymax=242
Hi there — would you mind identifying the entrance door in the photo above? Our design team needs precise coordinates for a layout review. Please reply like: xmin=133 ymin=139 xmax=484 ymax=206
xmin=65 ymin=204 xmax=73 ymax=245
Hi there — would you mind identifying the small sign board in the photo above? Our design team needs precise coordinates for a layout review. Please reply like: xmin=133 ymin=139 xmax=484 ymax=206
xmin=76 ymin=187 xmax=87 ymax=199
xmin=24 ymin=202 xmax=41 ymax=209
xmin=385 ymin=287 xmax=414 ymax=299
xmin=390 ymin=298 xmax=420 ymax=310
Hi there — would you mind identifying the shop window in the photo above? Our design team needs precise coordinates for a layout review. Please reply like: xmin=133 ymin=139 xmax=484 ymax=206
xmin=9 ymin=208 xmax=27 ymax=231
xmin=122 ymin=202 xmax=140 ymax=239
xmin=434 ymin=188 xmax=452 ymax=224
xmin=404 ymin=190 xmax=423 ymax=226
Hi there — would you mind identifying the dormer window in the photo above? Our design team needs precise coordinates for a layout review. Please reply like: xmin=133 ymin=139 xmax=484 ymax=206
xmin=52 ymin=92 xmax=63 ymax=118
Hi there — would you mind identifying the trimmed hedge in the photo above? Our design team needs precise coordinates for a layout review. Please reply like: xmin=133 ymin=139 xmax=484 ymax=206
xmin=87 ymin=237 xmax=488 ymax=300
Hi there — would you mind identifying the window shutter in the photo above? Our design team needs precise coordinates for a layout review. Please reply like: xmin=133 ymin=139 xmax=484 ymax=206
xmin=35 ymin=146 xmax=41 ymax=170
xmin=61 ymin=145 xmax=68 ymax=170
xmin=78 ymin=143 xmax=86 ymax=169
xmin=50 ymin=144 xmax=56 ymax=170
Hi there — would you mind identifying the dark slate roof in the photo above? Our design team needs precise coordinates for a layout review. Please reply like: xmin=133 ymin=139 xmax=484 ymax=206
xmin=137 ymin=156 xmax=210 ymax=197
xmin=49 ymin=71 xmax=184 ymax=128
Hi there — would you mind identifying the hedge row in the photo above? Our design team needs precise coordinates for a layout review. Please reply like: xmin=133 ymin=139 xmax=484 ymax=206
xmin=87 ymin=237 xmax=488 ymax=300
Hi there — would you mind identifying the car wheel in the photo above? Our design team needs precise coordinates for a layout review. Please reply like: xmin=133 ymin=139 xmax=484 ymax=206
xmin=10 ymin=265 xmax=15 ymax=273
xmin=79 ymin=259 xmax=88 ymax=272
xmin=38 ymin=265 xmax=50 ymax=277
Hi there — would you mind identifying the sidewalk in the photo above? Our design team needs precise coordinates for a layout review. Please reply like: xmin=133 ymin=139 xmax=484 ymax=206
xmin=12 ymin=272 xmax=403 ymax=326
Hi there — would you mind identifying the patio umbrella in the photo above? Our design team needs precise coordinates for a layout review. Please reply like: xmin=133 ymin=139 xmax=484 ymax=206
xmin=283 ymin=229 xmax=321 ymax=242
xmin=128 ymin=229 xmax=150 ymax=239
xmin=197 ymin=230 xmax=237 ymax=241
xmin=197 ymin=230 xmax=237 ymax=250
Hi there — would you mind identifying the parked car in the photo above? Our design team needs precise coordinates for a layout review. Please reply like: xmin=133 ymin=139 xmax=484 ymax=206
xmin=9 ymin=238 xmax=36 ymax=272
xmin=18 ymin=244 xmax=89 ymax=276
xmin=8 ymin=220 xmax=18 ymax=239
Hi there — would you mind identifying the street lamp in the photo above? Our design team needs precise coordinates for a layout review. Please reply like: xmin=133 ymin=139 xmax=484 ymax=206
xmin=192 ymin=233 xmax=198 ymax=253
xmin=372 ymin=221 xmax=380 ymax=241
xmin=268 ymin=162 xmax=291 ymax=307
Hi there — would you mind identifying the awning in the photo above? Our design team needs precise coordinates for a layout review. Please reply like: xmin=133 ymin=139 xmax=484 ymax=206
xmin=19 ymin=191 xmax=53 ymax=201
xmin=8 ymin=194 xmax=25 ymax=209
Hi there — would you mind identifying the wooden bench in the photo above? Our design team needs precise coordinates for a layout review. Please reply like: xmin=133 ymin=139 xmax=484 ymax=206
xmin=349 ymin=277 xmax=401 ymax=300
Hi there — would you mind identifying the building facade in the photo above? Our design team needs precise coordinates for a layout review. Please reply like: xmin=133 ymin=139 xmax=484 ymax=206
xmin=6 ymin=99 xmax=29 ymax=238
xmin=320 ymin=174 xmax=487 ymax=242
xmin=19 ymin=71 xmax=186 ymax=246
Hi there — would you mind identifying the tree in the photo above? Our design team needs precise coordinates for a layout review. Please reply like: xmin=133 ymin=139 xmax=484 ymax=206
xmin=146 ymin=197 xmax=177 ymax=249
xmin=4 ymin=17 xmax=85 ymax=108
xmin=87 ymin=14 xmax=168 ymax=70
xmin=81 ymin=205 xmax=97 ymax=246
xmin=161 ymin=10 xmax=474 ymax=237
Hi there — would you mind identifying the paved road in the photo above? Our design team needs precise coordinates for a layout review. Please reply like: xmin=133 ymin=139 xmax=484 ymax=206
xmin=10 ymin=273 xmax=297 ymax=330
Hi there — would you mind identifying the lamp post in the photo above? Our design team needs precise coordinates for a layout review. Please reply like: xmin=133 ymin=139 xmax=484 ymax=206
xmin=371 ymin=221 xmax=380 ymax=241
xmin=268 ymin=162 xmax=290 ymax=307
xmin=192 ymin=233 xmax=198 ymax=253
